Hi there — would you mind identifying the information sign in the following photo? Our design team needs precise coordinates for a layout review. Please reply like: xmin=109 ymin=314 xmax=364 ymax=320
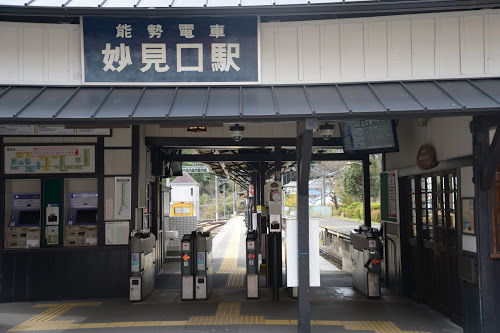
xmin=0 ymin=125 xmax=110 ymax=136
xmin=340 ymin=120 xmax=398 ymax=153
xmin=4 ymin=145 xmax=96 ymax=174
xmin=380 ymin=170 xmax=399 ymax=224
xmin=82 ymin=16 xmax=258 ymax=83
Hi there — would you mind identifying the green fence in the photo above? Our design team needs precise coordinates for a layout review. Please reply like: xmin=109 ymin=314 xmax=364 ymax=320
xmin=309 ymin=206 xmax=334 ymax=217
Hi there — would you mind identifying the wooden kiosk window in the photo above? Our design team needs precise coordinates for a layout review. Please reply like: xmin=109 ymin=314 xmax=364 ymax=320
xmin=491 ymin=165 xmax=500 ymax=256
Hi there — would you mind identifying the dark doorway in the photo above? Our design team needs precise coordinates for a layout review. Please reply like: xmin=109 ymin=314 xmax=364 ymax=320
xmin=401 ymin=171 xmax=462 ymax=325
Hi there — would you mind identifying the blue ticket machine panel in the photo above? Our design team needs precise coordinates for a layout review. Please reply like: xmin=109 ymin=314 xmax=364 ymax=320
xmin=6 ymin=194 xmax=41 ymax=249
xmin=64 ymin=192 xmax=98 ymax=247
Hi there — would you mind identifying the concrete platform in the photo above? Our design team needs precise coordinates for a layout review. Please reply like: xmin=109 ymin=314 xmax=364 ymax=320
xmin=0 ymin=216 xmax=462 ymax=333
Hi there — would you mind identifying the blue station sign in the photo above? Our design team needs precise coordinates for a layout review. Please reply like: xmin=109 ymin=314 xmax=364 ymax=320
xmin=82 ymin=17 xmax=259 ymax=83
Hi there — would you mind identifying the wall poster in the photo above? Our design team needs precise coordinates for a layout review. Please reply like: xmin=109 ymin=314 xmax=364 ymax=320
xmin=4 ymin=145 xmax=96 ymax=174
xmin=105 ymin=221 xmax=130 ymax=245
xmin=114 ymin=176 xmax=131 ymax=220
xmin=462 ymin=198 xmax=475 ymax=235
xmin=380 ymin=170 xmax=399 ymax=224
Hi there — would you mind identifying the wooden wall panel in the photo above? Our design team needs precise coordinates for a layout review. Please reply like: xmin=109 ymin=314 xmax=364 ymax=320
xmin=0 ymin=27 xmax=19 ymax=81
xmin=300 ymin=25 xmax=321 ymax=82
xmin=320 ymin=24 xmax=341 ymax=81
xmin=460 ymin=16 xmax=485 ymax=75
xmin=277 ymin=26 xmax=298 ymax=82
xmin=364 ymin=21 xmax=387 ymax=79
xmin=485 ymin=14 xmax=500 ymax=74
xmin=261 ymin=9 xmax=500 ymax=84
xmin=388 ymin=20 xmax=412 ymax=78
xmin=0 ymin=22 xmax=81 ymax=85
xmin=436 ymin=17 xmax=461 ymax=76
xmin=23 ymin=28 xmax=44 ymax=82
xmin=340 ymin=22 xmax=364 ymax=81
xmin=411 ymin=18 xmax=435 ymax=77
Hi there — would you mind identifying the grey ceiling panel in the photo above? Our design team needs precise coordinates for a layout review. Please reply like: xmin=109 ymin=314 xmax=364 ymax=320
xmin=403 ymin=81 xmax=460 ymax=110
xmin=18 ymin=88 xmax=76 ymax=119
xmin=469 ymin=79 xmax=500 ymax=106
xmin=169 ymin=88 xmax=206 ymax=118
xmin=274 ymin=86 xmax=311 ymax=115
xmin=241 ymin=87 xmax=275 ymax=116
xmin=96 ymin=88 xmax=144 ymax=118
xmin=438 ymin=80 xmax=500 ymax=110
xmin=306 ymin=86 xmax=348 ymax=114
xmin=134 ymin=88 xmax=177 ymax=118
xmin=0 ymin=87 xmax=43 ymax=118
xmin=370 ymin=83 xmax=423 ymax=112
xmin=57 ymin=88 xmax=110 ymax=118
xmin=206 ymin=88 xmax=239 ymax=117
xmin=338 ymin=84 xmax=385 ymax=113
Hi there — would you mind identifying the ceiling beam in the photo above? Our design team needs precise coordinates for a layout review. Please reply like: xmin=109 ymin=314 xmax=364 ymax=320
xmin=164 ymin=152 xmax=366 ymax=162
xmin=147 ymin=137 xmax=343 ymax=149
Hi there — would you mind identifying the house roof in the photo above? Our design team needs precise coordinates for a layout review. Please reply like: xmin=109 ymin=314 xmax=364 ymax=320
xmin=170 ymin=172 xmax=199 ymax=185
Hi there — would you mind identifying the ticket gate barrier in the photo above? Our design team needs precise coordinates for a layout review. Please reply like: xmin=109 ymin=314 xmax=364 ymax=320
xmin=129 ymin=230 xmax=156 ymax=302
xmin=246 ymin=231 xmax=259 ymax=299
xmin=181 ymin=233 xmax=195 ymax=300
xmin=350 ymin=226 xmax=382 ymax=299
xmin=195 ymin=231 xmax=212 ymax=300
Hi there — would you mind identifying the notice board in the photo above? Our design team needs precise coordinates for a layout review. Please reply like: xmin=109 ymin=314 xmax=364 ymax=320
xmin=380 ymin=170 xmax=399 ymax=224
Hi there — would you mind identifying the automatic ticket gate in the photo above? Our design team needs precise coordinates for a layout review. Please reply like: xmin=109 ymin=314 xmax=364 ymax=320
xmin=181 ymin=230 xmax=212 ymax=300
xmin=350 ymin=226 xmax=382 ymax=299
xmin=246 ymin=231 xmax=259 ymax=299
xmin=129 ymin=230 xmax=156 ymax=302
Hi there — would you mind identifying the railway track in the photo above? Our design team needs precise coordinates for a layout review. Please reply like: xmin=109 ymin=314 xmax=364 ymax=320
xmin=320 ymin=247 xmax=343 ymax=270
xmin=197 ymin=219 xmax=227 ymax=235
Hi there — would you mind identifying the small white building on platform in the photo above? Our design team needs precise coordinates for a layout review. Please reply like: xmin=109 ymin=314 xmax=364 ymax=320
xmin=170 ymin=172 xmax=200 ymax=219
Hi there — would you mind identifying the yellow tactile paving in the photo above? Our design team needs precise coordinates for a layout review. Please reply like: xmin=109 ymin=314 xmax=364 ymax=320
xmin=216 ymin=221 xmax=246 ymax=288
xmin=216 ymin=302 xmax=241 ymax=316
xmin=217 ymin=226 xmax=241 ymax=274
xmin=9 ymin=301 xmax=430 ymax=332
xmin=9 ymin=302 xmax=102 ymax=332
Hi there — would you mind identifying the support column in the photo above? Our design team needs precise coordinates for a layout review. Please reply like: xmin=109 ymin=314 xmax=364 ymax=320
xmin=297 ymin=121 xmax=313 ymax=333
xmin=472 ymin=117 xmax=496 ymax=332
xmin=362 ymin=156 xmax=371 ymax=227
xmin=271 ymin=146 xmax=282 ymax=300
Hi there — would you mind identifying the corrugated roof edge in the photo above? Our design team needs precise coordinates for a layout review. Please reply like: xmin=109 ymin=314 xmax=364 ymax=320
xmin=0 ymin=0 xmax=498 ymax=17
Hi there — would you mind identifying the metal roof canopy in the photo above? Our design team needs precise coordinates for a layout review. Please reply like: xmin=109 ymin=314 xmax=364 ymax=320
xmin=1 ymin=79 xmax=500 ymax=123
xmin=0 ymin=0 xmax=498 ymax=17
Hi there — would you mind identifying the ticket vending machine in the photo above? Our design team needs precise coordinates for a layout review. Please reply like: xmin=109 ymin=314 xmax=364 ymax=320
xmin=195 ymin=231 xmax=212 ymax=300
xmin=65 ymin=192 xmax=98 ymax=246
xmin=6 ymin=194 xmax=41 ymax=249
xmin=181 ymin=233 xmax=195 ymax=300
xmin=246 ymin=231 xmax=259 ymax=299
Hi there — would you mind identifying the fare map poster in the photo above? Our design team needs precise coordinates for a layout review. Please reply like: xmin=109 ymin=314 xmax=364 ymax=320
xmin=114 ymin=177 xmax=131 ymax=220
xmin=4 ymin=146 xmax=96 ymax=174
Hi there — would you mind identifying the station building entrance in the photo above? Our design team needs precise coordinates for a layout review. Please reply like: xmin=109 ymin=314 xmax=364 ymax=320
xmin=1 ymin=2 xmax=500 ymax=331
